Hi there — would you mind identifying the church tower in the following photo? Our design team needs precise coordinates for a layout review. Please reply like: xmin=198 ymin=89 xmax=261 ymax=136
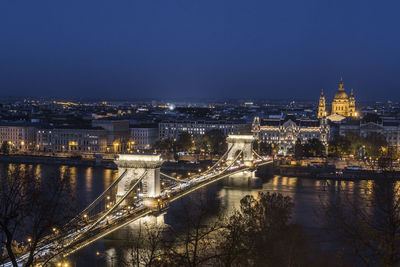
xmin=349 ymin=88 xmax=356 ymax=117
xmin=317 ymin=89 xmax=326 ymax=118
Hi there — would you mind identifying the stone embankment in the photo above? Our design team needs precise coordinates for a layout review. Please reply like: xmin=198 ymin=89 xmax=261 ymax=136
xmin=0 ymin=154 xmax=116 ymax=168
xmin=278 ymin=164 xmax=400 ymax=180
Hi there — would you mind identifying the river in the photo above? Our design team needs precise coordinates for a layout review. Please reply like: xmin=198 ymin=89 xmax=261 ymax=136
xmin=0 ymin=163 xmax=371 ymax=266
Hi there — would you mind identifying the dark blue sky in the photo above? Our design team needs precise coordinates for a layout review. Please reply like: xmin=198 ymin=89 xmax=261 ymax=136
xmin=1 ymin=0 xmax=399 ymax=101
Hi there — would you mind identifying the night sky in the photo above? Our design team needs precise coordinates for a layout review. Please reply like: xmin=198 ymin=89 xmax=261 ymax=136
xmin=1 ymin=0 xmax=400 ymax=101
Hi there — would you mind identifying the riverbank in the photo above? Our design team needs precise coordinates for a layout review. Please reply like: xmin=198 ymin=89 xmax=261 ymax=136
xmin=278 ymin=165 xmax=400 ymax=180
xmin=0 ymin=154 xmax=117 ymax=168
xmin=2 ymin=153 xmax=397 ymax=180
xmin=0 ymin=154 xmax=231 ymax=174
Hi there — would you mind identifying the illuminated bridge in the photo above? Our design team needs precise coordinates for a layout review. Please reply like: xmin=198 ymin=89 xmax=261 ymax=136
xmin=7 ymin=135 xmax=273 ymax=265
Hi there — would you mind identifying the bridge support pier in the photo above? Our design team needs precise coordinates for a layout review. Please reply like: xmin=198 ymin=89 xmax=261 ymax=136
xmin=229 ymin=170 xmax=256 ymax=179
xmin=226 ymin=135 xmax=255 ymax=166
xmin=105 ymin=213 xmax=166 ymax=241
xmin=225 ymin=134 xmax=258 ymax=179
xmin=114 ymin=154 xmax=164 ymax=206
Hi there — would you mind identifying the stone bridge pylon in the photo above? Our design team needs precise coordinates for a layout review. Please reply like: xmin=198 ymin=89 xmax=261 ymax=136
xmin=226 ymin=134 xmax=256 ymax=166
xmin=114 ymin=154 xmax=164 ymax=207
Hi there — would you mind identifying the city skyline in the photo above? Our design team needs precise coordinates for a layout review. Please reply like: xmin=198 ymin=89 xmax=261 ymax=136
xmin=2 ymin=2 xmax=400 ymax=266
xmin=1 ymin=0 xmax=400 ymax=101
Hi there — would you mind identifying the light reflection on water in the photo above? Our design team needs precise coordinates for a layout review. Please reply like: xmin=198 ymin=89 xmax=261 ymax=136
xmin=85 ymin=167 xmax=93 ymax=192
xmin=35 ymin=165 xmax=41 ymax=180
xmin=0 ymin=163 xmax=385 ymax=266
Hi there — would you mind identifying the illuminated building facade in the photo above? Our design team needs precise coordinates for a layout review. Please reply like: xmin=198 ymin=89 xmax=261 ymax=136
xmin=339 ymin=119 xmax=400 ymax=150
xmin=49 ymin=127 xmax=108 ymax=152
xmin=35 ymin=121 xmax=131 ymax=153
xmin=130 ymin=124 xmax=159 ymax=150
xmin=92 ymin=120 xmax=131 ymax=152
xmin=252 ymin=116 xmax=329 ymax=154
xmin=318 ymin=79 xmax=357 ymax=119
xmin=0 ymin=123 xmax=37 ymax=151
xmin=36 ymin=129 xmax=53 ymax=151
xmin=159 ymin=120 xmax=248 ymax=140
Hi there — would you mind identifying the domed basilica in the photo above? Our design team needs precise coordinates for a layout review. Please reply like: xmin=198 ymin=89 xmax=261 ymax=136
xmin=318 ymin=79 xmax=356 ymax=120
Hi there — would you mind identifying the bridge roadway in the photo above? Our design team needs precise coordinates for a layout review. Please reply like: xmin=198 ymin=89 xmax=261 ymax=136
xmin=4 ymin=157 xmax=272 ymax=265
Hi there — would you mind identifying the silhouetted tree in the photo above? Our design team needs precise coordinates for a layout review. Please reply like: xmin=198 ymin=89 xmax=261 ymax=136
xmin=218 ymin=192 xmax=312 ymax=267
xmin=364 ymin=132 xmax=388 ymax=159
xmin=177 ymin=132 xmax=193 ymax=153
xmin=0 ymin=166 xmax=76 ymax=266
xmin=193 ymin=136 xmax=211 ymax=159
xmin=0 ymin=141 xmax=10 ymax=155
xmin=303 ymin=138 xmax=325 ymax=157
xmin=164 ymin=196 xmax=222 ymax=266
xmin=154 ymin=139 xmax=173 ymax=153
xmin=294 ymin=138 xmax=304 ymax=159
xmin=115 ymin=222 xmax=166 ymax=267
xmin=328 ymin=135 xmax=351 ymax=157
xmin=253 ymin=142 xmax=273 ymax=156
xmin=204 ymin=130 xmax=226 ymax=155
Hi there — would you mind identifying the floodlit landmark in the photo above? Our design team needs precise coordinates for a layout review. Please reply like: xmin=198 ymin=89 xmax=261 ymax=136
xmin=252 ymin=116 xmax=329 ymax=154
xmin=318 ymin=79 xmax=357 ymax=121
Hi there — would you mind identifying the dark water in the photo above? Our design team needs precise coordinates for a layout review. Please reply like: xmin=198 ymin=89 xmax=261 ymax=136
xmin=0 ymin=163 xmax=372 ymax=266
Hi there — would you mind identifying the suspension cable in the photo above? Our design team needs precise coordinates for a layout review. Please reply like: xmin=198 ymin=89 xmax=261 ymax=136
xmin=83 ymin=170 xmax=148 ymax=234
xmin=160 ymin=172 xmax=186 ymax=183
xmin=201 ymin=144 xmax=234 ymax=175
xmin=216 ymin=150 xmax=243 ymax=175
xmin=66 ymin=169 xmax=128 ymax=227
xmin=188 ymin=150 xmax=243 ymax=182
xmin=252 ymin=149 xmax=264 ymax=160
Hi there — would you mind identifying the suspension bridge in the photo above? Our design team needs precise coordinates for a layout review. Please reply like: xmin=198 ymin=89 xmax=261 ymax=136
xmin=5 ymin=134 xmax=273 ymax=266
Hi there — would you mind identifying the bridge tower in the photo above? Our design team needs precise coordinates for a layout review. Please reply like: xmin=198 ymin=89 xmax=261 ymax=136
xmin=114 ymin=154 xmax=163 ymax=207
xmin=226 ymin=135 xmax=255 ymax=166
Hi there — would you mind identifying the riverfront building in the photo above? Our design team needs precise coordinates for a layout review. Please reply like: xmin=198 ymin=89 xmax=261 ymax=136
xmin=92 ymin=120 xmax=131 ymax=152
xmin=252 ymin=116 xmax=330 ymax=154
xmin=0 ymin=123 xmax=37 ymax=151
xmin=37 ymin=127 xmax=108 ymax=153
xmin=339 ymin=119 xmax=400 ymax=150
xmin=159 ymin=120 xmax=249 ymax=140
xmin=130 ymin=124 xmax=159 ymax=150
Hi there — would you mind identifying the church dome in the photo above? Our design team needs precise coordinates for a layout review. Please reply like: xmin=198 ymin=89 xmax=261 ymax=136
xmin=334 ymin=91 xmax=348 ymax=99
xmin=333 ymin=80 xmax=348 ymax=100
